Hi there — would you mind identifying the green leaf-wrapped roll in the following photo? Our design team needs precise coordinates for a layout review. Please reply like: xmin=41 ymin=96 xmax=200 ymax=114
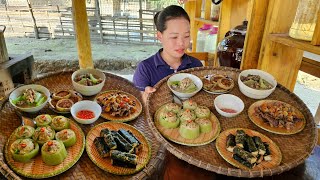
xmin=10 ymin=138 xmax=39 ymax=163
xmin=41 ymin=140 xmax=67 ymax=166
xmin=15 ymin=125 xmax=35 ymax=139
xmin=55 ymin=129 xmax=76 ymax=147
xmin=110 ymin=150 xmax=137 ymax=168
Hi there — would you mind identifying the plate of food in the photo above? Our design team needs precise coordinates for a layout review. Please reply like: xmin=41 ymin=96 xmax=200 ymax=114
xmin=4 ymin=115 xmax=85 ymax=179
xmin=154 ymin=100 xmax=221 ymax=146
xmin=49 ymin=90 xmax=83 ymax=114
xmin=216 ymin=128 xmax=282 ymax=170
xmin=85 ymin=122 xmax=151 ymax=175
xmin=202 ymin=74 xmax=234 ymax=94
xmin=248 ymin=100 xmax=306 ymax=135
xmin=95 ymin=90 xmax=142 ymax=122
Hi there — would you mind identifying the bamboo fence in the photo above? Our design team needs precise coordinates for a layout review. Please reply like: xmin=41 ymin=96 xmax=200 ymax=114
xmin=0 ymin=0 xmax=159 ymax=44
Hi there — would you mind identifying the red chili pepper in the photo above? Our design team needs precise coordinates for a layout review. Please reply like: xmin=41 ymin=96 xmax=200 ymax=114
xmin=119 ymin=102 xmax=126 ymax=108
xmin=40 ymin=127 xmax=45 ymax=132
xmin=47 ymin=141 xmax=53 ymax=146
xmin=76 ymin=110 xmax=95 ymax=120
xmin=20 ymin=143 xmax=27 ymax=148
xmin=122 ymin=97 xmax=130 ymax=102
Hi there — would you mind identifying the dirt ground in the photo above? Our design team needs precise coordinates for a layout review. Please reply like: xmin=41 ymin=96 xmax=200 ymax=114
xmin=4 ymin=37 xmax=320 ymax=116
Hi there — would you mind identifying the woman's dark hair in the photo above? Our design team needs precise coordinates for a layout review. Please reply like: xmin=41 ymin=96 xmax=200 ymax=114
xmin=154 ymin=5 xmax=190 ymax=33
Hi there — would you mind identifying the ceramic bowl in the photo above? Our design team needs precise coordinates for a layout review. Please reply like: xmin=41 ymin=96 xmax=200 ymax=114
xmin=214 ymin=94 xmax=244 ymax=118
xmin=167 ymin=73 xmax=203 ymax=100
xmin=70 ymin=100 xmax=102 ymax=124
xmin=238 ymin=69 xmax=277 ymax=99
xmin=71 ymin=68 xmax=106 ymax=96
xmin=9 ymin=84 xmax=50 ymax=113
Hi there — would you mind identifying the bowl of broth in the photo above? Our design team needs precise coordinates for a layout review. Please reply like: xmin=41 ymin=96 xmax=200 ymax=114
xmin=9 ymin=84 xmax=50 ymax=113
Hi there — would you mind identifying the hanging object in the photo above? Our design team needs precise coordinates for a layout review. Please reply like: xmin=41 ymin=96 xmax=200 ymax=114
xmin=289 ymin=0 xmax=320 ymax=41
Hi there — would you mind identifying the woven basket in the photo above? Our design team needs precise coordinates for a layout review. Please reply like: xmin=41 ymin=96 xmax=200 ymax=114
xmin=145 ymin=66 xmax=318 ymax=178
xmin=0 ymin=70 xmax=166 ymax=180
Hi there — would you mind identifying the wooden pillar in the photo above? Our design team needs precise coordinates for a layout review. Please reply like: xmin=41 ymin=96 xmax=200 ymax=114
xmin=0 ymin=26 xmax=8 ymax=63
xmin=72 ymin=0 xmax=94 ymax=69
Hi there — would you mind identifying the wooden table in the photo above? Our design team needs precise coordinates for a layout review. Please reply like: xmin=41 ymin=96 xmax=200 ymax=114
xmin=146 ymin=66 xmax=318 ymax=178
xmin=0 ymin=70 xmax=165 ymax=180
xmin=162 ymin=145 xmax=320 ymax=180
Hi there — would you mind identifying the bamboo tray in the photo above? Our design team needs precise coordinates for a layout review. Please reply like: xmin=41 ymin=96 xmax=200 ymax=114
xmin=86 ymin=122 xmax=151 ymax=175
xmin=145 ymin=66 xmax=317 ymax=178
xmin=0 ymin=70 xmax=166 ymax=180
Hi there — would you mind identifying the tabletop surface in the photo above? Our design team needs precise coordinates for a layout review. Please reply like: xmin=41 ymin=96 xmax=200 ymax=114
xmin=0 ymin=70 xmax=165 ymax=180
xmin=146 ymin=66 xmax=318 ymax=178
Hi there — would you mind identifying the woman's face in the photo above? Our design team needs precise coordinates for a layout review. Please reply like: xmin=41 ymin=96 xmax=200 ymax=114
xmin=157 ymin=17 xmax=190 ymax=60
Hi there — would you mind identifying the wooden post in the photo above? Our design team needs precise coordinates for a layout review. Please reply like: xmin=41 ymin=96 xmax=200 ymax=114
xmin=311 ymin=11 xmax=320 ymax=45
xmin=27 ymin=0 xmax=39 ymax=39
xmin=72 ymin=0 xmax=94 ymax=69
xmin=0 ymin=26 xmax=9 ymax=63
xmin=94 ymin=0 xmax=104 ymax=43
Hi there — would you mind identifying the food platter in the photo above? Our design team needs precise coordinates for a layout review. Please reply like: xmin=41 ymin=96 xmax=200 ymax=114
xmin=154 ymin=104 xmax=221 ymax=146
xmin=216 ymin=128 xmax=282 ymax=170
xmin=202 ymin=74 xmax=234 ymax=94
xmin=49 ymin=90 xmax=83 ymax=114
xmin=94 ymin=90 xmax=142 ymax=122
xmin=4 ymin=120 xmax=85 ymax=179
xmin=85 ymin=122 xmax=151 ymax=175
xmin=248 ymin=100 xmax=306 ymax=135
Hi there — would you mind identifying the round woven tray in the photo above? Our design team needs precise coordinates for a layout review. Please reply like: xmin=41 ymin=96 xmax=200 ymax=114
xmin=0 ymin=70 xmax=166 ymax=180
xmin=145 ymin=66 xmax=318 ymax=178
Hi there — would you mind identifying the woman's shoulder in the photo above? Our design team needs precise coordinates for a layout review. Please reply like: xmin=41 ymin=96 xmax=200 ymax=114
xmin=184 ymin=54 xmax=203 ymax=67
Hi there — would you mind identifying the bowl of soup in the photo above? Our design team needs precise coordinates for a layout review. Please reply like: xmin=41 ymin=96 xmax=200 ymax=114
xmin=9 ymin=84 xmax=50 ymax=113
xmin=167 ymin=73 xmax=203 ymax=100
xmin=72 ymin=68 xmax=106 ymax=96
xmin=238 ymin=69 xmax=277 ymax=99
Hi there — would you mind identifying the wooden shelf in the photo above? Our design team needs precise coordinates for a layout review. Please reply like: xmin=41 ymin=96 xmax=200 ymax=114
xmin=194 ymin=18 xmax=219 ymax=26
xmin=269 ymin=33 xmax=320 ymax=56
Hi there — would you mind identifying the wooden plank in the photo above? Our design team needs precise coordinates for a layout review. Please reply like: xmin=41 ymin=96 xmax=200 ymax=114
xmin=300 ymin=57 xmax=320 ymax=78
xmin=204 ymin=0 xmax=211 ymax=20
xmin=258 ymin=0 xmax=302 ymax=91
xmin=311 ymin=11 xmax=320 ymax=45
xmin=241 ymin=0 xmax=269 ymax=70
xmin=72 ymin=0 xmax=93 ymax=69
xmin=194 ymin=18 xmax=219 ymax=26
xmin=269 ymin=33 xmax=320 ymax=56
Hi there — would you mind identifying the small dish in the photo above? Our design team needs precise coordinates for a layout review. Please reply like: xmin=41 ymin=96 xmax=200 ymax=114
xmin=238 ymin=69 xmax=277 ymax=99
xmin=9 ymin=84 xmax=50 ymax=113
xmin=214 ymin=94 xmax=244 ymax=118
xmin=167 ymin=73 xmax=203 ymax=100
xmin=71 ymin=100 xmax=102 ymax=124
xmin=71 ymin=69 xmax=106 ymax=96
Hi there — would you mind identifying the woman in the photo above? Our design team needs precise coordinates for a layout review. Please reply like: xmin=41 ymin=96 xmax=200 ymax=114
xmin=133 ymin=5 xmax=203 ymax=102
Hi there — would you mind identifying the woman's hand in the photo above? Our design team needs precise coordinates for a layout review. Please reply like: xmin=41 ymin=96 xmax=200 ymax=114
xmin=141 ymin=86 xmax=156 ymax=104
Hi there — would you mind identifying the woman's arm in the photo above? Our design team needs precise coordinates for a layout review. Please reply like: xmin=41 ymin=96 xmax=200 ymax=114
xmin=141 ymin=86 xmax=156 ymax=104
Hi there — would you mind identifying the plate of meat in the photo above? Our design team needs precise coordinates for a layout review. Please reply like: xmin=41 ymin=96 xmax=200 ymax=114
xmin=248 ymin=100 xmax=306 ymax=135
xmin=94 ymin=90 xmax=142 ymax=122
